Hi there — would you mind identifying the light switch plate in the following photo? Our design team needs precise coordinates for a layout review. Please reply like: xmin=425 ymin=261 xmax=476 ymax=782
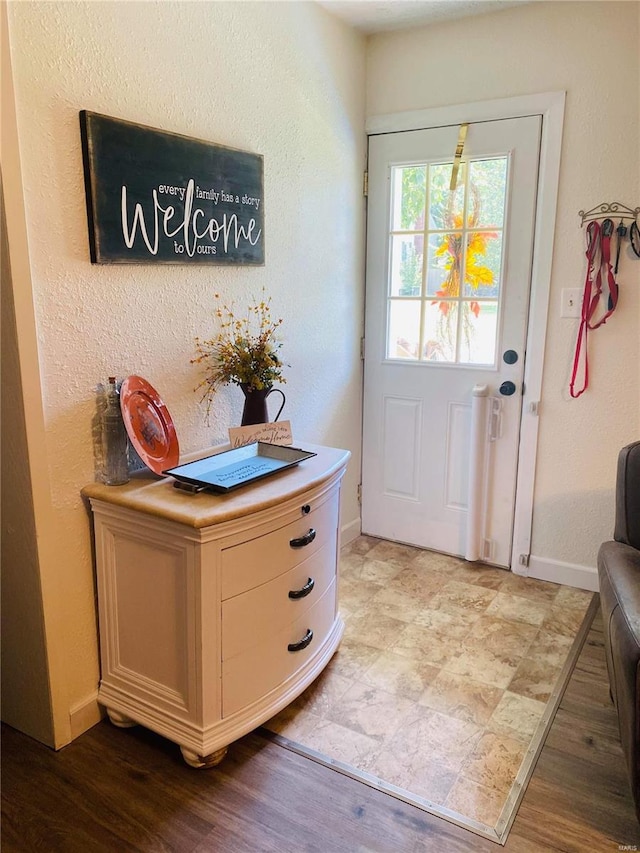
xmin=561 ymin=288 xmax=582 ymax=318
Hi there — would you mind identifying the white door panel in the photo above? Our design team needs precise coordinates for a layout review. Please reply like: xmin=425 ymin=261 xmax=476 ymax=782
xmin=362 ymin=116 xmax=541 ymax=568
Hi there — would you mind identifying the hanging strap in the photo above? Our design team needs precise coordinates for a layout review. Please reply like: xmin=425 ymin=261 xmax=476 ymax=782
xmin=570 ymin=219 xmax=619 ymax=398
xmin=570 ymin=222 xmax=598 ymax=398
xmin=588 ymin=219 xmax=618 ymax=327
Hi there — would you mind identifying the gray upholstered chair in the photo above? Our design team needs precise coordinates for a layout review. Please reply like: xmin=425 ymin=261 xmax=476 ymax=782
xmin=597 ymin=440 xmax=640 ymax=823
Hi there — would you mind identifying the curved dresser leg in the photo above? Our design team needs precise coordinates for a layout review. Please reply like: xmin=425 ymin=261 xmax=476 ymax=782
xmin=107 ymin=709 xmax=137 ymax=728
xmin=180 ymin=746 xmax=228 ymax=768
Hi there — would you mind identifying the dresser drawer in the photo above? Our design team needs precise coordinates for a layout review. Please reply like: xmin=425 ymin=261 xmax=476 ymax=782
xmin=222 ymin=580 xmax=337 ymax=717
xmin=221 ymin=494 xmax=339 ymax=600
xmin=222 ymin=541 xmax=335 ymax=662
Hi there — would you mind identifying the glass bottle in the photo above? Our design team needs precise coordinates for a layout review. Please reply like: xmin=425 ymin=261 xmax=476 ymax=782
xmin=102 ymin=376 xmax=129 ymax=485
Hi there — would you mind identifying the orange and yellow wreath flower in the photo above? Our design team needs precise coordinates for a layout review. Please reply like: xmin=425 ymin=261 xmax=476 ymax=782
xmin=431 ymin=211 xmax=496 ymax=319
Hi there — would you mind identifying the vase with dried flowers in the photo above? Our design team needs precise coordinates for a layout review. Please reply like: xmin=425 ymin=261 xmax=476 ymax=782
xmin=192 ymin=292 xmax=287 ymax=425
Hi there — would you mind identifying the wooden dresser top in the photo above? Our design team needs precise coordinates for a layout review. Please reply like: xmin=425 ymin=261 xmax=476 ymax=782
xmin=82 ymin=444 xmax=350 ymax=529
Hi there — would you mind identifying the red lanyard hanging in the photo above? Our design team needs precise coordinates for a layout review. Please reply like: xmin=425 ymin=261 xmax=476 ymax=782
xmin=570 ymin=219 xmax=619 ymax=398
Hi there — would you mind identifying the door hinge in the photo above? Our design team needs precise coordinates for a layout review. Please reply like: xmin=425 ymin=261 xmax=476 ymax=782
xmin=528 ymin=401 xmax=540 ymax=416
xmin=519 ymin=553 xmax=530 ymax=568
xmin=363 ymin=171 xmax=368 ymax=197
xmin=357 ymin=483 xmax=362 ymax=505
xmin=360 ymin=337 xmax=365 ymax=360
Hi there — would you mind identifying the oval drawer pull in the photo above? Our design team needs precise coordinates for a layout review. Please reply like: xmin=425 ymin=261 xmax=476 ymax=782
xmin=288 ymin=577 xmax=315 ymax=600
xmin=289 ymin=528 xmax=316 ymax=548
xmin=288 ymin=629 xmax=314 ymax=653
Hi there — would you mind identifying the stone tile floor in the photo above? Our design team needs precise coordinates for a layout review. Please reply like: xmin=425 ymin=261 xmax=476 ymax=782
xmin=265 ymin=536 xmax=594 ymax=829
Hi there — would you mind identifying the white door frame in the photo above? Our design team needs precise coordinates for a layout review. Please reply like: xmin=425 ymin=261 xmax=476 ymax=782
xmin=366 ymin=91 xmax=566 ymax=576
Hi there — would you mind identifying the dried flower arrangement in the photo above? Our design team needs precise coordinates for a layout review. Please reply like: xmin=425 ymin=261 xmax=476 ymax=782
xmin=192 ymin=291 xmax=286 ymax=419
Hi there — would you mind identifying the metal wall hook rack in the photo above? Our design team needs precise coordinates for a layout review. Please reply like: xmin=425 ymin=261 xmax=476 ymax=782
xmin=578 ymin=202 xmax=640 ymax=227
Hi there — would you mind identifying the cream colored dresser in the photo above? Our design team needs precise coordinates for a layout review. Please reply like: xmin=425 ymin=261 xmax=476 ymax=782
xmin=82 ymin=444 xmax=349 ymax=767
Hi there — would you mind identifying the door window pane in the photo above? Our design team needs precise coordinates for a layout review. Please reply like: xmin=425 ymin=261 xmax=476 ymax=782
xmin=459 ymin=301 xmax=498 ymax=365
xmin=428 ymin=163 xmax=465 ymax=230
xmin=469 ymin=159 xmax=507 ymax=227
xmin=390 ymin=235 xmax=423 ymax=296
xmin=423 ymin=300 xmax=457 ymax=362
xmin=392 ymin=166 xmax=426 ymax=231
xmin=463 ymin=231 xmax=502 ymax=298
xmin=387 ymin=300 xmax=421 ymax=360
xmin=427 ymin=231 xmax=462 ymax=298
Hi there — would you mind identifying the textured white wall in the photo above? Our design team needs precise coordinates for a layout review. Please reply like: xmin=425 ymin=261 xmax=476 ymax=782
xmin=6 ymin=0 xmax=365 ymax=740
xmin=367 ymin=1 xmax=640 ymax=569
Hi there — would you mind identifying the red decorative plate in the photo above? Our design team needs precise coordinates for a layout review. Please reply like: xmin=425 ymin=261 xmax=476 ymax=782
xmin=119 ymin=376 xmax=179 ymax=475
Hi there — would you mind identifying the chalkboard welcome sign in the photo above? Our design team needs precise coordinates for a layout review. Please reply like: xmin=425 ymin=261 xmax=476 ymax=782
xmin=79 ymin=111 xmax=264 ymax=265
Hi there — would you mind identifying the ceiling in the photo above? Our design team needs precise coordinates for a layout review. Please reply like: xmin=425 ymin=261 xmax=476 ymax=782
xmin=316 ymin=0 xmax=530 ymax=33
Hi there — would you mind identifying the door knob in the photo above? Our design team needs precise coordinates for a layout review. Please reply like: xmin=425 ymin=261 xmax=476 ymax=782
xmin=503 ymin=350 xmax=518 ymax=364
xmin=499 ymin=381 xmax=517 ymax=396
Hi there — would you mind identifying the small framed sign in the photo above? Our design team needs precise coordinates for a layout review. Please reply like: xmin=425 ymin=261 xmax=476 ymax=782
xmin=228 ymin=420 xmax=293 ymax=449
xmin=79 ymin=111 xmax=264 ymax=265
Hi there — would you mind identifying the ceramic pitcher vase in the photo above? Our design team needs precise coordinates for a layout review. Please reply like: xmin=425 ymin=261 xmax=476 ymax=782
xmin=240 ymin=383 xmax=286 ymax=426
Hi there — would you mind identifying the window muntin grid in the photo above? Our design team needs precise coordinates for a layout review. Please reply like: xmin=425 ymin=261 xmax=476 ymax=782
xmin=386 ymin=157 xmax=508 ymax=366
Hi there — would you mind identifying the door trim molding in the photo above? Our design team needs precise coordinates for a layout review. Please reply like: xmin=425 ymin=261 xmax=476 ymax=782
xmin=366 ymin=91 xmax=565 ymax=135
xmin=366 ymin=92 xmax=566 ymax=574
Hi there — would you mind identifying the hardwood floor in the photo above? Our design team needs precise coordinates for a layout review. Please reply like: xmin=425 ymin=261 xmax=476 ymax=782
xmin=2 ymin=607 xmax=638 ymax=852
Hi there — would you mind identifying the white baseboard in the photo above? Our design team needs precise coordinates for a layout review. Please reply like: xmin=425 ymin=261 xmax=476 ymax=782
xmin=341 ymin=517 xmax=361 ymax=547
xmin=523 ymin=555 xmax=599 ymax=592
xmin=69 ymin=691 xmax=105 ymax=741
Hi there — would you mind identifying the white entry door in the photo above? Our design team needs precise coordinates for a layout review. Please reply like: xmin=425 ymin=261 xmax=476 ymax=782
xmin=361 ymin=116 xmax=541 ymax=568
